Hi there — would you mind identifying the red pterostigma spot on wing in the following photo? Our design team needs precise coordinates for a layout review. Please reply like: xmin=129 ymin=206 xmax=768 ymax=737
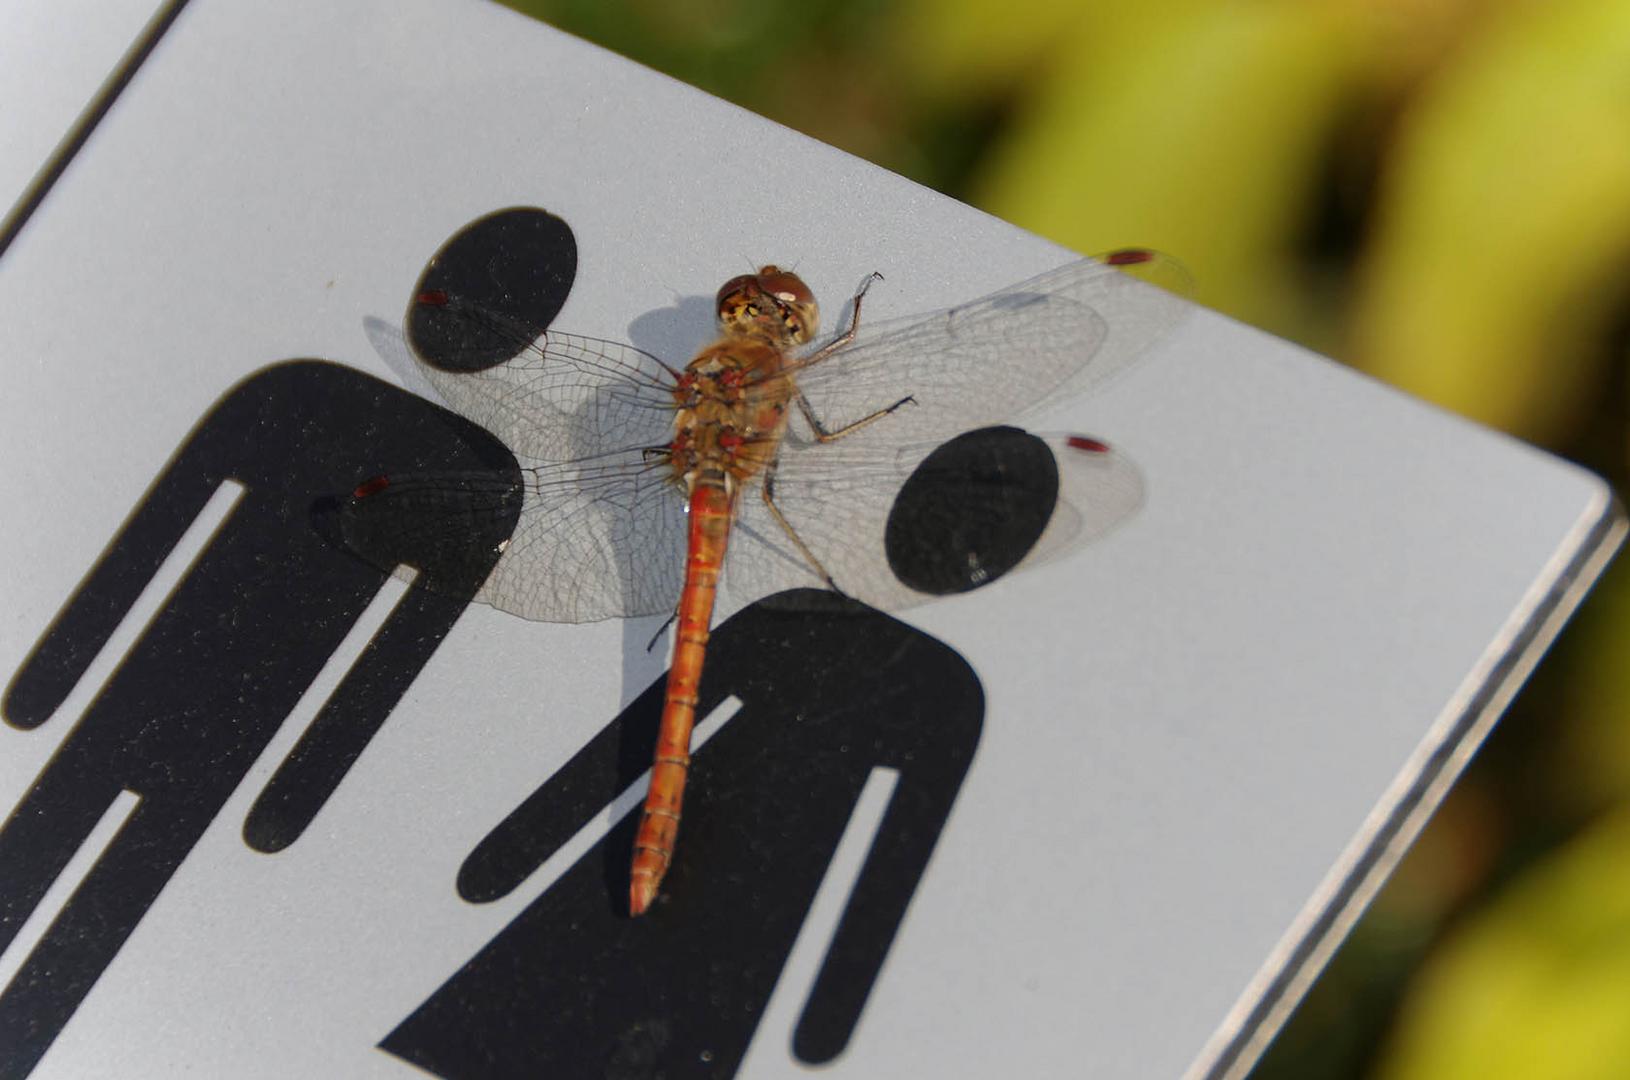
xmin=1102 ymin=249 xmax=1154 ymax=266
xmin=353 ymin=475 xmax=391 ymax=498
xmin=416 ymin=289 xmax=450 ymax=307
xmin=1065 ymin=435 xmax=1111 ymax=454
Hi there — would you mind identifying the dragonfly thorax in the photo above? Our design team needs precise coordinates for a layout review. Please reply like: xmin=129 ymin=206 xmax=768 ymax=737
xmin=668 ymin=342 xmax=795 ymax=497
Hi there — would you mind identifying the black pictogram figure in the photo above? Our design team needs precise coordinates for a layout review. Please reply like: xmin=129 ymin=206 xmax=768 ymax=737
xmin=0 ymin=361 xmax=521 ymax=1079
xmin=2 ymin=201 xmax=1081 ymax=1077
xmin=380 ymin=589 xmax=984 ymax=1079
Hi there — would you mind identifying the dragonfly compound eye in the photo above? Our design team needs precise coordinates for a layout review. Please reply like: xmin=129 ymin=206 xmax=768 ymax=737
xmin=716 ymin=274 xmax=758 ymax=317
xmin=753 ymin=266 xmax=819 ymax=343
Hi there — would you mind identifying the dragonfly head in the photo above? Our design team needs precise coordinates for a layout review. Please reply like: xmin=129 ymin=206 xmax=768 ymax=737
xmin=716 ymin=266 xmax=819 ymax=345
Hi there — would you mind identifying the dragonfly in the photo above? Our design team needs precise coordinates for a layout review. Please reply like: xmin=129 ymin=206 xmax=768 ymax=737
xmin=348 ymin=251 xmax=1188 ymax=915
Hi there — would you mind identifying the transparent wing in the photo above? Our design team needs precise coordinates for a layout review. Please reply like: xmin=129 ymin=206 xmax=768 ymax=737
xmin=361 ymin=307 xmax=685 ymax=622
xmin=403 ymin=292 xmax=680 ymax=464
xmin=720 ymin=432 xmax=1145 ymax=614
xmin=482 ymin=451 xmax=687 ymax=622
xmin=716 ymin=256 xmax=1184 ymax=610
xmin=786 ymin=255 xmax=1187 ymax=448
xmin=338 ymin=452 xmax=687 ymax=624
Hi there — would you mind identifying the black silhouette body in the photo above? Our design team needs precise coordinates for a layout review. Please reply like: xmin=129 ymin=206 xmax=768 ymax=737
xmin=0 ymin=361 xmax=520 ymax=1079
xmin=382 ymin=589 xmax=983 ymax=1079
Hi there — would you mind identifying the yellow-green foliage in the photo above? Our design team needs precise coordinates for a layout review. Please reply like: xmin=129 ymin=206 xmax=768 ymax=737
xmin=916 ymin=3 xmax=1370 ymax=342
xmin=1378 ymin=806 xmax=1630 ymax=1080
xmin=1353 ymin=0 xmax=1630 ymax=443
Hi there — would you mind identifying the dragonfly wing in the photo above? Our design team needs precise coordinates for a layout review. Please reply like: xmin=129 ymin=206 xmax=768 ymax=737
xmin=791 ymin=255 xmax=1187 ymax=445
xmin=369 ymin=295 xmax=680 ymax=464
xmin=415 ymin=330 xmax=678 ymax=466
xmin=361 ymin=297 xmax=687 ymax=621
xmin=477 ymin=452 xmax=688 ymax=622
xmin=721 ymin=431 xmax=1144 ymax=615
xmin=339 ymin=453 xmax=686 ymax=624
xmin=1024 ymin=436 xmax=1145 ymax=567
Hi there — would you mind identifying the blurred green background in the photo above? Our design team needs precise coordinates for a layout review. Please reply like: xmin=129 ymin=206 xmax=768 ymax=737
xmin=503 ymin=1 xmax=1630 ymax=1076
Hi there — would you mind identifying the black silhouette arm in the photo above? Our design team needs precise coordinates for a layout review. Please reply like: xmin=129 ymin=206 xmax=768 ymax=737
xmin=791 ymin=762 xmax=970 ymax=1064
xmin=242 ymin=587 xmax=480 ymax=852
xmin=3 ymin=437 xmax=226 ymax=729
xmin=454 ymin=677 xmax=665 ymax=903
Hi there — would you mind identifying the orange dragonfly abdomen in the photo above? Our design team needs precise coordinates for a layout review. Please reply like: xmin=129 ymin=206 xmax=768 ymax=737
xmin=629 ymin=478 xmax=735 ymax=916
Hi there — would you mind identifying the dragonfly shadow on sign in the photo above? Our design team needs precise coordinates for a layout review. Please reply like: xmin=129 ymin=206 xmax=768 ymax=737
xmin=625 ymin=291 xmax=716 ymax=371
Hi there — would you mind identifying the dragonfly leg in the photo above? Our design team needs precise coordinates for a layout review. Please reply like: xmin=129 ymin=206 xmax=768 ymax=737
xmin=761 ymin=455 xmax=844 ymax=593
xmin=779 ymin=271 xmax=883 ymax=375
xmin=793 ymin=388 xmax=916 ymax=443
xmin=645 ymin=609 xmax=677 ymax=652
